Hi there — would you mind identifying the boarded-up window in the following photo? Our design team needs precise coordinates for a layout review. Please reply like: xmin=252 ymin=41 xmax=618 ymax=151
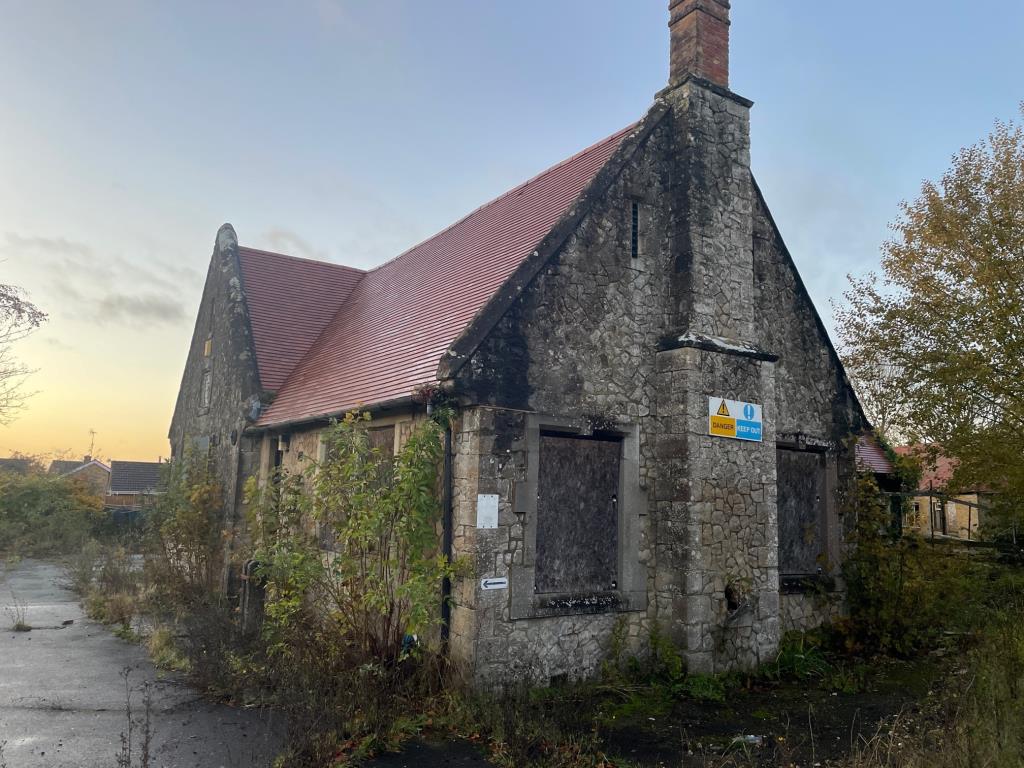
xmin=368 ymin=426 xmax=396 ymax=458
xmin=320 ymin=425 xmax=396 ymax=551
xmin=777 ymin=449 xmax=827 ymax=575
xmin=536 ymin=434 xmax=621 ymax=594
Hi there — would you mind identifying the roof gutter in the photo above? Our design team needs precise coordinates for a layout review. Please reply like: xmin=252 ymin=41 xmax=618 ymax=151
xmin=245 ymin=394 xmax=421 ymax=435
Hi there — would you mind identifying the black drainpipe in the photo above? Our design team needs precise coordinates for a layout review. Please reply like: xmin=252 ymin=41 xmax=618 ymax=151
xmin=441 ymin=424 xmax=454 ymax=648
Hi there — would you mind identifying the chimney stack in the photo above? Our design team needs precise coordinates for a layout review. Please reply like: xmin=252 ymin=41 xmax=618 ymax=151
xmin=669 ymin=0 xmax=730 ymax=88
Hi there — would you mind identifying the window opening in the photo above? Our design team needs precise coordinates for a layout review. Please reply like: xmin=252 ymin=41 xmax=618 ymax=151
xmin=200 ymin=370 xmax=212 ymax=409
xmin=536 ymin=433 xmax=621 ymax=593
xmin=777 ymin=448 xmax=827 ymax=576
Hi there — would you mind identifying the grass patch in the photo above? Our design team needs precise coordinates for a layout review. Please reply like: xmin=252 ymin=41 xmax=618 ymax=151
xmin=147 ymin=627 xmax=190 ymax=673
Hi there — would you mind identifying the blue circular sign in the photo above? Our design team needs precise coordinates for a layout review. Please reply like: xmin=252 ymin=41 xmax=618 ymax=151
xmin=743 ymin=403 xmax=756 ymax=421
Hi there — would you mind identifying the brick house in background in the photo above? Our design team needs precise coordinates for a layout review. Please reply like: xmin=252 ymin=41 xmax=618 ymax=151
xmin=895 ymin=446 xmax=990 ymax=540
xmin=48 ymin=456 xmax=111 ymax=497
xmin=171 ymin=1 xmax=879 ymax=681
xmin=105 ymin=460 xmax=164 ymax=511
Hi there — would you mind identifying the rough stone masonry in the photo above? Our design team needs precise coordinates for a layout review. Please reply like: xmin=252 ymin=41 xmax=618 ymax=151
xmin=440 ymin=0 xmax=865 ymax=682
xmin=170 ymin=0 xmax=868 ymax=686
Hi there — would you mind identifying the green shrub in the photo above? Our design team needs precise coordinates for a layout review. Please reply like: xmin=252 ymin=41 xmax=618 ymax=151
xmin=679 ymin=674 xmax=727 ymax=703
xmin=236 ymin=411 xmax=461 ymax=762
xmin=86 ymin=590 xmax=137 ymax=628
xmin=65 ymin=540 xmax=102 ymax=593
xmin=145 ymin=452 xmax=224 ymax=608
xmin=762 ymin=631 xmax=831 ymax=682
xmin=0 ymin=472 xmax=105 ymax=556
xmin=842 ymin=473 xmax=972 ymax=655
xmin=147 ymin=627 xmax=189 ymax=672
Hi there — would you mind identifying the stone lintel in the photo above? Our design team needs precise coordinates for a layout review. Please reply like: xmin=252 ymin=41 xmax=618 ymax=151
xmin=659 ymin=331 xmax=778 ymax=362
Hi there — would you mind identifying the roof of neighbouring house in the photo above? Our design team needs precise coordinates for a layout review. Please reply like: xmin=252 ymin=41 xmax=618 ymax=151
xmin=237 ymin=248 xmax=365 ymax=392
xmin=48 ymin=459 xmax=83 ymax=475
xmin=893 ymin=445 xmax=988 ymax=493
xmin=855 ymin=435 xmax=895 ymax=474
xmin=254 ymin=123 xmax=637 ymax=428
xmin=109 ymin=461 xmax=164 ymax=494
xmin=49 ymin=459 xmax=111 ymax=477
xmin=0 ymin=458 xmax=34 ymax=475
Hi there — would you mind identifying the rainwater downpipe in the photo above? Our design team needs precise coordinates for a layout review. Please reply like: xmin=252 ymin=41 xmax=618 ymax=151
xmin=440 ymin=422 xmax=454 ymax=649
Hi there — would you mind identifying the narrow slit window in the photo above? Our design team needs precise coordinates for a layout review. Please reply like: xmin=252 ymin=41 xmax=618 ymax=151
xmin=630 ymin=201 xmax=640 ymax=258
xmin=200 ymin=370 xmax=212 ymax=409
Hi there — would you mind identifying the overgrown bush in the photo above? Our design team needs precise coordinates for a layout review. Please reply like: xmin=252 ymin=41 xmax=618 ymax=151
xmin=841 ymin=473 xmax=972 ymax=655
xmin=241 ymin=411 xmax=460 ymax=763
xmin=81 ymin=546 xmax=141 ymax=631
xmin=145 ymin=451 xmax=225 ymax=609
xmin=0 ymin=471 xmax=105 ymax=556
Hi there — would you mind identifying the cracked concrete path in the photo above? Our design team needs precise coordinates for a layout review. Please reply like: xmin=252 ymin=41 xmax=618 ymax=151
xmin=0 ymin=559 xmax=282 ymax=767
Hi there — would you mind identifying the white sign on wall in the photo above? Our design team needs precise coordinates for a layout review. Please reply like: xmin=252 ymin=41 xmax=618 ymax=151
xmin=480 ymin=577 xmax=509 ymax=591
xmin=476 ymin=494 xmax=499 ymax=529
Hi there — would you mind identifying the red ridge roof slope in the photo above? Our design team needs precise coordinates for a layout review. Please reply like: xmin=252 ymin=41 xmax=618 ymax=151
xmin=238 ymin=248 xmax=365 ymax=391
xmin=855 ymin=435 xmax=894 ymax=474
xmin=258 ymin=125 xmax=634 ymax=427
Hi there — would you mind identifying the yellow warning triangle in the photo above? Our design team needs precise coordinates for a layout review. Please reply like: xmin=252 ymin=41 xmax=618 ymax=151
xmin=716 ymin=400 xmax=730 ymax=417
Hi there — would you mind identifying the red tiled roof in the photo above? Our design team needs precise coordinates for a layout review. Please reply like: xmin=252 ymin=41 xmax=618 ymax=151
xmin=894 ymin=445 xmax=959 ymax=490
xmin=257 ymin=124 xmax=635 ymax=427
xmin=237 ymin=248 xmax=365 ymax=391
xmin=856 ymin=435 xmax=895 ymax=474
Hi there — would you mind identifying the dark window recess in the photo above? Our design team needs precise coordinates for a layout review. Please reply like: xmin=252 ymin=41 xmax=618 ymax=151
xmin=200 ymin=369 xmax=212 ymax=409
xmin=368 ymin=426 xmax=396 ymax=458
xmin=777 ymin=449 xmax=827 ymax=576
xmin=368 ymin=425 xmax=396 ymax=488
xmin=536 ymin=434 xmax=621 ymax=594
xmin=630 ymin=201 xmax=640 ymax=258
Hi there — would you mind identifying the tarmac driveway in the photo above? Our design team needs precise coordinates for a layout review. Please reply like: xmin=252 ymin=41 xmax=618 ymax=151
xmin=0 ymin=559 xmax=282 ymax=768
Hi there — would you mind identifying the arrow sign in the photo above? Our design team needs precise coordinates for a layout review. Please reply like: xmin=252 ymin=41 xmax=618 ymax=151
xmin=480 ymin=577 xmax=509 ymax=591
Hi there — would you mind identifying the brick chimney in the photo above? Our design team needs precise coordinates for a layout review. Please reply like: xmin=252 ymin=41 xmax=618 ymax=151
xmin=669 ymin=0 xmax=730 ymax=88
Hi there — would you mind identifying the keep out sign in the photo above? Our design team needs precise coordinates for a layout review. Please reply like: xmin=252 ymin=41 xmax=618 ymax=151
xmin=708 ymin=397 xmax=763 ymax=442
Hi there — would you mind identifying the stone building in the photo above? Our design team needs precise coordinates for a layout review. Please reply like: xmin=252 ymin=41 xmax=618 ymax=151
xmin=171 ymin=0 xmax=872 ymax=681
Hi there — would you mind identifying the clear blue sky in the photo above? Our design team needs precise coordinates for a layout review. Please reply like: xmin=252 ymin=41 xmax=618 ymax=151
xmin=1 ymin=0 xmax=1022 ymax=459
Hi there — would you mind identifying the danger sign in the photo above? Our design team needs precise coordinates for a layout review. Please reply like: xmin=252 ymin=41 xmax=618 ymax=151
xmin=708 ymin=397 xmax=763 ymax=442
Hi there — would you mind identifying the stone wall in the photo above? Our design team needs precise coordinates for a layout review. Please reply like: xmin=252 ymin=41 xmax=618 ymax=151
xmin=445 ymin=78 xmax=866 ymax=683
xmin=449 ymin=408 xmax=649 ymax=685
xmin=651 ymin=346 xmax=779 ymax=673
xmin=781 ymin=592 xmax=843 ymax=633
xmin=168 ymin=224 xmax=264 ymax=581
xmin=447 ymin=109 xmax=675 ymax=684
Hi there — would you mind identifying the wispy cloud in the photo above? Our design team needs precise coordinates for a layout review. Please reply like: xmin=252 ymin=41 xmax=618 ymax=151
xmin=263 ymin=228 xmax=329 ymax=262
xmin=96 ymin=294 xmax=187 ymax=325
xmin=1 ymin=233 xmax=200 ymax=329
xmin=40 ymin=337 xmax=74 ymax=351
